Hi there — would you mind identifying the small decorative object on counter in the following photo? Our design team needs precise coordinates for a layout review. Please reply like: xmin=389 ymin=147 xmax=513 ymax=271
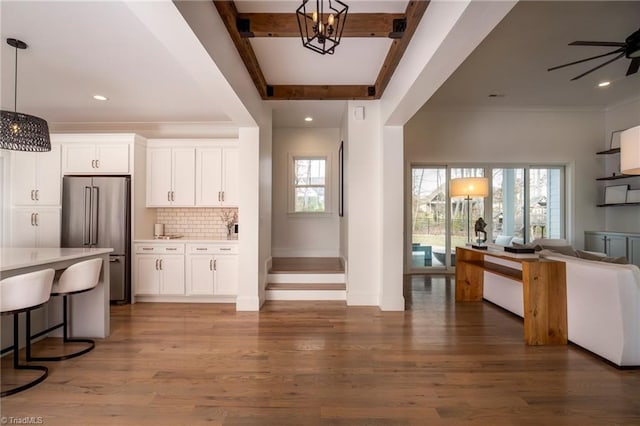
xmin=218 ymin=209 xmax=238 ymax=239
xmin=472 ymin=217 xmax=488 ymax=250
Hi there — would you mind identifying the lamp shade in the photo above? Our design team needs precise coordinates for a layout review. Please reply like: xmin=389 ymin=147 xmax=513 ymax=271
xmin=621 ymin=125 xmax=640 ymax=175
xmin=450 ymin=177 xmax=489 ymax=198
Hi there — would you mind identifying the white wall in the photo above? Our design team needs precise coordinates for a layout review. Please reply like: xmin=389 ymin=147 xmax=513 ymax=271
xmin=603 ymin=97 xmax=640 ymax=233
xmin=404 ymin=106 xmax=605 ymax=249
xmin=345 ymin=101 xmax=383 ymax=306
xmin=272 ymin=127 xmax=340 ymax=257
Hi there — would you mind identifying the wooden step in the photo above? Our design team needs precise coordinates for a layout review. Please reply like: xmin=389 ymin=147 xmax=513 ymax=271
xmin=267 ymin=272 xmax=345 ymax=284
xmin=270 ymin=257 xmax=344 ymax=274
xmin=266 ymin=283 xmax=346 ymax=291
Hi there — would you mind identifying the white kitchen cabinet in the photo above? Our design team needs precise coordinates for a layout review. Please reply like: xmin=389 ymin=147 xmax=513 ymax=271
xmin=11 ymin=144 xmax=61 ymax=206
xmin=186 ymin=243 xmax=238 ymax=296
xmin=134 ymin=244 xmax=186 ymax=295
xmin=213 ymin=255 xmax=239 ymax=295
xmin=146 ymin=148 xmax=195 ymax=207
xmin=195 ymin=147 xmax=238 ymax=206
xmin=62 ymin=143 xmax=130 ymax=174
xmin=10 ymin=208 xmax=61 ymax=248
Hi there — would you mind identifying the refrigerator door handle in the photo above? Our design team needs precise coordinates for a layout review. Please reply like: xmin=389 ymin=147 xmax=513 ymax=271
xmin=110 ymin=258 xmax=120 ymax=263
xmin=83 ymin=186 xmax=92 ymax=245
xmin=91 ymin=186 xmax=99 ymax=245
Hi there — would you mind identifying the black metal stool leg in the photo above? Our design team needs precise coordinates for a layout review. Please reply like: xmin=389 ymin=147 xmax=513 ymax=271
xmin=27 ymin=294 xmax=95 ymax=362
xmin=1 ymin=313 xmax=48 ymax=398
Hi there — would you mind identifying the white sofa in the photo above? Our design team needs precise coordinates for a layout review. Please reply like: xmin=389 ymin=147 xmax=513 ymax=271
xmin=483 ymin=251 xmax=640 ymax=367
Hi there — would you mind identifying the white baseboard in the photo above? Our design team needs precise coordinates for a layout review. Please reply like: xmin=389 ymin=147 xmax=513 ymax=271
xmin=135 ymin=295 xmax=236 ymax=303
xmin=347 ymin=291 xmax=379 ymax=306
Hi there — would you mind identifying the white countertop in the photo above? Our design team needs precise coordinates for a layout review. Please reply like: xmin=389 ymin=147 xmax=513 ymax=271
xmin=0 ymin=247 xmax=114 ymax=272
xmin=134 ymin=238 xmax=238 ymax=244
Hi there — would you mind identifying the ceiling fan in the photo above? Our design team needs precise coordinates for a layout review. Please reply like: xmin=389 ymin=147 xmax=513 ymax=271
xmin=548 ymin=27 xmax=640 ymax=81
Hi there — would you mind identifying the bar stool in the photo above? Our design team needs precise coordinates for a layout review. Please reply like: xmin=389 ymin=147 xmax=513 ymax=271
xmin=27 ymin=258 xmax=102 ymax=361
xmin=1 ymin=268 xmax=55 ymax=397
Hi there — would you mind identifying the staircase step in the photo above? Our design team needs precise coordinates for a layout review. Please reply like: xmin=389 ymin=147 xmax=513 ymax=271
xmin=266 ymin=283 xmax=346 ymax=291
xmin=265 ymin=283 xmax=346 ymax=301
xmin=270 ymin=257 xmax=344 ymax=274
xmin=267 ymin=272 xmax=345 ymax=284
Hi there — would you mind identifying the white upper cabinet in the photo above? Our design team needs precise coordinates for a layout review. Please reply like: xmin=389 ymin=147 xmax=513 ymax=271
xmin=61 ymin=143 xmax=130 ymax=174
xmin=11 ymin=144 xmax=61 ymax=206
xmin=146 ymin=147 xmax=195 ymax=207
xmin=195 ymin=147 xmax=239 ymax=207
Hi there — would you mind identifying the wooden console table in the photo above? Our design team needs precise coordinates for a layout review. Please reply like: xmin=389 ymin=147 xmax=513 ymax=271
xmin=455 ymin=246 xmax=567 ymax=345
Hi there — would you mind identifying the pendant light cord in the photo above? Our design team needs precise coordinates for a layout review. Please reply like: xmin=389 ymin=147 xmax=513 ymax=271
xmin=13 ymin=42 xmax=18 ymax=113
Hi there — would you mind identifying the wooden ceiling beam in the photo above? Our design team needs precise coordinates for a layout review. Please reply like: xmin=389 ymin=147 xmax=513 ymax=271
xmin=236 ymin=13 xmax=405 ymax=38
xmin=266 ymin=85 xmax=375 ymax=100
xmin=373 ymin=1 xmax=430 ymax=98
xmin=213 ymin=1 xmax=268 ymax=98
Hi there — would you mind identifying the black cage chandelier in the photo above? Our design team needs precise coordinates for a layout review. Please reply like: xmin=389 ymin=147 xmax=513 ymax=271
xmin=296 ymin=0 xmax=348 ymax=55
xmin=1 ymin=38 xmax=51 ymax=152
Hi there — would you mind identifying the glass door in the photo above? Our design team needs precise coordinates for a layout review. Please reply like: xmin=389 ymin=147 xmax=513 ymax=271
xmin=411 ymin=167 xmax=447 ymax=269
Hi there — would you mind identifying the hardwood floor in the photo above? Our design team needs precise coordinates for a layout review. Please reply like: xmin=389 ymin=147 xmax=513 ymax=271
xmin=2 ymin=275 xmax=639 ymax=425
xmin=270 ymin=257 xmax=344 ymax=274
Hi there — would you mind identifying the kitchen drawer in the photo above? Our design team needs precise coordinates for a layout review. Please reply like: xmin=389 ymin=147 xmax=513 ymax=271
xmin=186 ymin=243 xmax=238 ymax=254
xmin=135 ymin=243 xmax=185 ymax=254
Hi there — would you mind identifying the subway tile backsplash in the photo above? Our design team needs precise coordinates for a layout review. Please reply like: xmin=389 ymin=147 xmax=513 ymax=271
xmin=156 ymin=208 xmax=238 ymax=239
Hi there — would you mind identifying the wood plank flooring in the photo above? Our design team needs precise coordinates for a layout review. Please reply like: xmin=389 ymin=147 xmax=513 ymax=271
xmin=270 ymin=257 xmax=344 ymax=274
xmin=2 ymin=275 xmax=639 ymax=425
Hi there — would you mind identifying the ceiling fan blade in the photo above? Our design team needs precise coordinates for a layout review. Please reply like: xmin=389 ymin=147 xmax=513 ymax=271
xmin=627 ymin=58 xmax=640 ymax=76
xmin=570 ymin=52 xmax=625 ymax=81
xmin=569 ymin=41 xmax=626 ymax=47
xmin=547 ymin=48 xmax=625 ymax=72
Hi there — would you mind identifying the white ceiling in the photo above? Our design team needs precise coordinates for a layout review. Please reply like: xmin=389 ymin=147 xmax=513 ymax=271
xmin=426 ymin=1 xmax=640 ymax=109
xmin=0 ymin=1 xmax=237 ymax=126
xmin=1 ymin=1 xmax=638 ymax=134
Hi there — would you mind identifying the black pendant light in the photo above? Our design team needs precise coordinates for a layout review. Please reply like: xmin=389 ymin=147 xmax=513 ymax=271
xmin=1 ymin=38 xmax=51 ymax=152
xmin=296 ymin=0 xmax=348 ymax=55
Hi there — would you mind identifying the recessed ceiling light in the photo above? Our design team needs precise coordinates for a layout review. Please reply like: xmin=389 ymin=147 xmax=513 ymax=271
xmin=598 ymin=81 xmax=611 ymax=88
xmin=93 ymin=95 xmax=108 ymax=101
xmin=488 ymin=93 xmax=505 ymax=98
xmin=304 ymin=117 xmax=313 ymax=122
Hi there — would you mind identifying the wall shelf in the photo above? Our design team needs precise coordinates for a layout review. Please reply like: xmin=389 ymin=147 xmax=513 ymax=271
xmin=596 ymin=148 xmax=621 ymax=155
xmin=596 ymin=174 xmax=635 ymax=181
xmin=596 ymin=202 xmax=640 ymax=207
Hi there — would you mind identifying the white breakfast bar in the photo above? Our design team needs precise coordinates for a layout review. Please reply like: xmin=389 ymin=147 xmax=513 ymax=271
xmin=0 ymin=247 xmax=113 ymax=339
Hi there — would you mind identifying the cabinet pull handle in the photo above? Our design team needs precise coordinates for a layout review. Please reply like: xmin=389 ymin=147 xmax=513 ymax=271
xmin=91 ymin=159 xmax=96 ymax=168
xmin=155 ymin=259 xmax=159 ymax=270
xmin=35 ymin=213 xmax=38 ymax=226
xmin=220 ymin=248 xmax=231 ymax=251
xmin=222 ymin=191 xmax=225 ymax=202
xmin=160 ymin=259 xmax=163 ymax=270
xmin=209 ymin=259 xmax=213 ymax=271
xmin=30 ymin=190 xmax=35 ymax=200
xmin=171 ymin=191 xmax=175 ymax=201
xmin=142 ymin=247 xmax=153 ymax=251
xmin=30 ymin=213 xmax=35 ymax=226
xmin=96 ymin=159 xmax=100 ymax=168
xmin=196 ymin=248 xmax=207 ymax=251
xmin=166 ymin=248 xmax=177 ymax=251
xmin=218 ymin=191 xmax=221 ymax=202
xmin=168 ymin=191 xmax=171 ymax=202
xmin=214 ymin=259 xmax=217 ymax=271
xmin=35 ymin=189 xmax=39 ymax=201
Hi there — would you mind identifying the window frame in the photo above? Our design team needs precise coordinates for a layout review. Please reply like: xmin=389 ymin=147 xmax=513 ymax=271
xmin=288 ymin=153 xmax=332 ymax=216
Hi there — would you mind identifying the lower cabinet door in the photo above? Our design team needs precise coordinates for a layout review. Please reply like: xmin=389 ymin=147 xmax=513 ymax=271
xmin=187 ymin=255 xmax=215 ymax=295
xmin=160 ymin=255 xmax=185 ymax=295
xmin=135 ymin=256 xmax=160 ymax=295
xmin=214 ymin=255 xmax=239 ymax=296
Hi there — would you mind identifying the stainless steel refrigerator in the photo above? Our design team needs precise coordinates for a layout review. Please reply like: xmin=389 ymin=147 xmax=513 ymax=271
xmin=61 ymin=176 xmax=131 ymax=303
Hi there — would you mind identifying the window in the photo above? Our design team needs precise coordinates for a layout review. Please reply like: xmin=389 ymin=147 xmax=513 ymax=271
xmin=291 ymin=156 xmax=328 ymax=213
